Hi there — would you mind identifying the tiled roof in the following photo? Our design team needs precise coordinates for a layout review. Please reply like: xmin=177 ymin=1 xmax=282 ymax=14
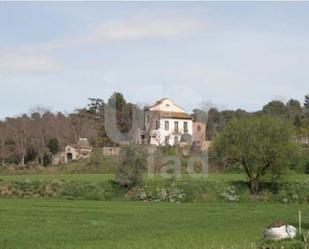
xmin=149 ymin=98 xmax=170 ymax=108
xmin=151 ymin=111 xmax=192 ymax=120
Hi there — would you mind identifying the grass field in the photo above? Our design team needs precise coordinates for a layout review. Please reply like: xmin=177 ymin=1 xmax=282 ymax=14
xmin=0 ymin=173 xmax=307 ymax=183
xmin=0 ymin=199 xmax=308 ymax=249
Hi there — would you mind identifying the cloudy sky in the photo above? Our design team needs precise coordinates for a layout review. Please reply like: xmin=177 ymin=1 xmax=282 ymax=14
xmin=0 ymin=2 xmax=309 ymax=117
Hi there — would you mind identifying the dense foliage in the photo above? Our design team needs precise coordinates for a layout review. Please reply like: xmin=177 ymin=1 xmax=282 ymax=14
xmin=213 ymin=115 xmax=300 ymax=194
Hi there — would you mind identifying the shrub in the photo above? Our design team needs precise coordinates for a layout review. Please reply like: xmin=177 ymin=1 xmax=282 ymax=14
xmin=134 ymin=184 xmax=186 ymax=203
xmin=115 ymin=145 xmax=146 ymax=189
xmin=219 ymin=186 xmax=240 ymax=202
xmin=274 ymin=182 xmax=309 ymax=203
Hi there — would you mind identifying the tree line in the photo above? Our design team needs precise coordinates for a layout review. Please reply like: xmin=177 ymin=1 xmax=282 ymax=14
xmin=0 ymin=92 xmax=309 ymax=167
xmin=0 ymin=108 xmax=97 ymax=166
xmin=0 ymin=92 xmax=140 ymax=166
xmin=200 ymin=95 xmax=309 ymax=141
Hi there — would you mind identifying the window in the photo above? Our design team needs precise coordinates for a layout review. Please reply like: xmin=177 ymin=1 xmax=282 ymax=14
xmin=184 ymin=122 xmax=188 ymax=133
xmin=197 ymin=125 xmax=201 ymax=132
xmin=156 ymin=120 xmax=160 ymax=129
xmin=165 ymin=121 xmax=169 ymax=131
xmin=174 ymin=121 xmax=179 ymax=133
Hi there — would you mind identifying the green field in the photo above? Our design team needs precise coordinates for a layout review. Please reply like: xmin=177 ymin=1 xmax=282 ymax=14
xmin=0 ymin=199 xmax=308 ymax=249
xmin=0 ymin=173 xmax=308 ymax=248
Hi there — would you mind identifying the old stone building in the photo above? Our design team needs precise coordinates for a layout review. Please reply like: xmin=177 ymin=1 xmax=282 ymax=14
xmin=53 ymin=138 xmax=92 ymax=164
xmin=65 ymin=138 xmax=92 ymax=162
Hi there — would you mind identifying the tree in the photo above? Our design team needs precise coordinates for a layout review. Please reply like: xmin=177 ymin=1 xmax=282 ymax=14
xmin=206 ymin=108 xmax=222 ymax=140
xmin=47 ymin=138 xmax=59 ymax=155
xmin=89 ymin=93 xmax=143 ymax=146
xmin=6 ymin=115 xmax=31 ymax=166
xmin=262 ymin=100 xmax=288 ymax=118
xmin=30 ymin=111 xmax=49 ymax=165
xmin=213 ymin=115 xmax=299 ymax=194
xmin=285 ymin=99 xmax=304 ymax=139
xmin=115 ymin=145 xmax=146 ymax=189
xmin=206 ymin=107 xmax=248 ymax=140
xmin=192 ymin=109 xmax=208 ymax=123
xmin=304 ymin=94 xmax=309 ymax=117
xmin=0 ymin=121 xmax=7 ymax=166
xmin=286 ymin=99 xmax=302 ymax=120
xmin=69 ymin=108 xmax=97 ymax=144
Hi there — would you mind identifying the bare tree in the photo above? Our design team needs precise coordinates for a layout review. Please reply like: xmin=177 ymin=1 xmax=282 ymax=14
xmin=6 ymin=115 xmax=31 ymax=166
xmin=30 ymin=110 xmax=50 ymax=165
xmin=69 ymin=109 xmax=97 ymax=144
xmin=0 ymin=121 xmax=7 ymax=166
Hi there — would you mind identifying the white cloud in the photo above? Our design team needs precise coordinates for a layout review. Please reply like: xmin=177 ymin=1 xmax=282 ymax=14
xmin=0 ymin=52 xmax=62 ymax=75
xmin=78 ymin=17 xmax=204 ymax=45
xmin=0 ymin=15 xmax=204 ymax=76
xmin=22 ymin=16 xmax=205 ymax=51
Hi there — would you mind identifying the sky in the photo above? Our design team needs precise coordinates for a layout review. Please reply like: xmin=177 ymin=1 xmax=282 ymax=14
xmin=0 ymin=2 xmax=309 ymax=118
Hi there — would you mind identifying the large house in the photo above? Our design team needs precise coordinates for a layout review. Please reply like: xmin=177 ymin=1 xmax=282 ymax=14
xmin=142 ymin=98 xmax=193 ymax=146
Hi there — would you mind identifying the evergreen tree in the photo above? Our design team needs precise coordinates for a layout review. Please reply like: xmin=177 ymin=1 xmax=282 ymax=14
xmin=47 ymin=138 xmax=59 ymax=155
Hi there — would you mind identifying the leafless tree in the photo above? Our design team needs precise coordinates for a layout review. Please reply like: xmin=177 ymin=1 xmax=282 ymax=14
xmin=6 ymin=115 xmax=31 ymax=166
xmin=0 ymin=121 xmax=7 ymax=166
xmin=69 ymin=109 xmax=98 ymax=145
xmin=30 ymin=110 xmax=52 ymax=165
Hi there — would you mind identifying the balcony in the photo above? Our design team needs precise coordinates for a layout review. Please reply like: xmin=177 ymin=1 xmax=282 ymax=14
xmin=172 ymin=128 xmax=183 ymax=135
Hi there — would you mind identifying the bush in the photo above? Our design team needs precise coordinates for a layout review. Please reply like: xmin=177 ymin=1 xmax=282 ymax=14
xmin=274 ymin=182 xmax=309 ymax=203
xmin=60 ymin=181 xmax=117 ymax=200
xmin=115 ymin=145 xmax=146 ymax=189
xmin=133 ymin=183 xmax=186 ymax=203
xmin=219 ymin=186 xmax=240 ymax=202
xmin=0 ymin=176 xmax=308 ymax=204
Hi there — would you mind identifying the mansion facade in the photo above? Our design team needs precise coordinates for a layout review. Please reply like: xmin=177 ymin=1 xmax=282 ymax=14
xmin=139 ymin=98 xmax=206 ymax=147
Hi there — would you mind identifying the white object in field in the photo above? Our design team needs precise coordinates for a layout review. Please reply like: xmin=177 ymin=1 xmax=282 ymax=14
xmin=263 ymin=225 xmax=297 ymax=240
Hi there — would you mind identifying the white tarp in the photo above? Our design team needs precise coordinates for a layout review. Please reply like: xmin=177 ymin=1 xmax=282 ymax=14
xmin=263 ymin=225 xmax=297 ymax=240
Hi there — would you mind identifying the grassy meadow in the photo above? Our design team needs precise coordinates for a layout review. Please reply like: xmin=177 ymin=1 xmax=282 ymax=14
xmin=0 ymin=199 xmax=308 ymax=249
xmin=0 ymin=173 xmax=308 ymax=248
